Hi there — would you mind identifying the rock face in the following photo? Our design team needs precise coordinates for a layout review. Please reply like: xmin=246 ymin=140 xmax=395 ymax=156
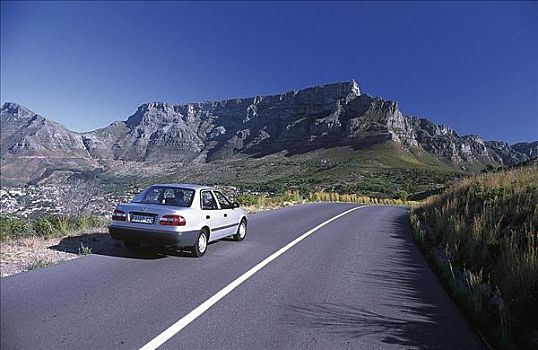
xmin=81 ymin=81 xmax=364 ymax=162
xmin=0 ymin=103 xmax=89 ymax=158
xmin=512 ymin=141 xmax=538 ymax=159
xmin=1 ymin=80 xmax=536 ymax=176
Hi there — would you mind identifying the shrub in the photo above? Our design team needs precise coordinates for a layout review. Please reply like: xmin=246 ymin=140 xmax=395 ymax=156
xmin=0 ymin=215 xmax=29 ymax=241
xmin=397 ymin=190 xmax=409 ymax=201
xmin=50 ymin=216 xmax=73 ymax=234
xmin=26 ymin=258 xmax=52 ymax=271
xmin=78 ymin=243 xmax=92 ymax=255
xmin=236 ymin=193 xmax=258 ymax=206
xmin=76 ymin=216 xmax=100 ymax=230
xmin=33 ymin=217 xmax=54 ymax=236
xmin=1 ymin=214 xmax=108 ymax=242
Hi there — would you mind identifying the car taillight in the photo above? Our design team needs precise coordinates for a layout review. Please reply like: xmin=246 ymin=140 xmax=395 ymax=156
xmin=159 ymin=215 xmax=186 ymax=226
xmin=112 ymin=209 xmax=127 ymax=221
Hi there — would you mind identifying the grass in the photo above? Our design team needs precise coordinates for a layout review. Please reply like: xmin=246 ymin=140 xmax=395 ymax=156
xmin=78 ymin=242 xmax=92 ymax=255
xmin=237 ymin=189 xmax=419 ymax=211
xmin=0 ymin=216 xmax=28 ymax=240
xmin=26 ymin=258 xmax=53 ymax=271
xmin=410 ymin=162 xmax=537 ymax=349
xmin=129 ymin=142 xmax=461 ymax=199
xmin=0 ymin=214 xmax=109 ymax=242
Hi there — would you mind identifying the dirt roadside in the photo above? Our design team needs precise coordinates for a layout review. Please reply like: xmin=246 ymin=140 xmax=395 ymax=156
xmin=0 ymin=231 xmax=116 ymax=277
xmin=0 ymin=205 xmax=289 ymax=278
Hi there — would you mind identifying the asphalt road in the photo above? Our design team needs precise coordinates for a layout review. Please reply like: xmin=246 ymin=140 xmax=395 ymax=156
xmin=1 ymin=203 xmax=484 ymax=349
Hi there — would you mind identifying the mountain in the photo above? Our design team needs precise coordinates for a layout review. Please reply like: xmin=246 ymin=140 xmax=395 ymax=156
xmin=0 ymin=102 xmax=100 ymax=183
xmin=512 ymin=141 xmax=538 ymax=159
xmin=0 ymin=102 xmax=88 ymax=158
xmin=1 ymin=81 xmax=536 ymax=194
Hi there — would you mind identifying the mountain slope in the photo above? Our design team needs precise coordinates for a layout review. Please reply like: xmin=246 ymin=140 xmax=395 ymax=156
xmin=0 ymin=103 xmax=100 ymax=183
xmin=1 ymin=81 xmax=536 ymax=190
xmin=0 ymin=102 xmax=89 ymax=158
xmin=79 ymin=80 xmax=533 ymax=166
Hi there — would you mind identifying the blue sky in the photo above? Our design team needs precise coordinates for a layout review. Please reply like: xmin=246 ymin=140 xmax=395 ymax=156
xmin=1 ymin=1 xmax=537 ymax=143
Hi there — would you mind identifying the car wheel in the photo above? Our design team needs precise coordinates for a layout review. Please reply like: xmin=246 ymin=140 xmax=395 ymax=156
xmin=191 ymin=229 xmax=208 ymax=257
xmin=233 ymin=219 xmax=247 ymax=241
xmin=124 ymin=241 xmax=141 ymax=250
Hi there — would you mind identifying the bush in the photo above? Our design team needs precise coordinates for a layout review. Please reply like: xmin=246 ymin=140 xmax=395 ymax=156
xmin=33 ymin=217 xmax=54 ymax=236
xmin=397 ymin=190 xmax=409 ymax=201
xmin=49 ymin=216 xmax=72 ymax=234
xmin=236 ymin=193 xmax=258 ymax=206
xmin=75 ymin=216 xmax=100 ymax=230
xmin=0 ymin=215 xmax=29 ymax=241
xmin=78 ymin=242 xmax=92 ymax=255
xmin=26 ymin=258 xmax=52 ymax=271
xmin=1 ymin=214 xmax=108 ymax=242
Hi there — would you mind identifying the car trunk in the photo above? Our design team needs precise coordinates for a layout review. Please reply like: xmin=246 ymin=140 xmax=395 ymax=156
xmin=119 ymin=203 xmax=186 ymax=225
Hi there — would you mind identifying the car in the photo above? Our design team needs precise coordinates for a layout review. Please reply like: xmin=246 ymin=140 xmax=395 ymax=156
xmin=108 ymin=184 xmax=248 ymax=257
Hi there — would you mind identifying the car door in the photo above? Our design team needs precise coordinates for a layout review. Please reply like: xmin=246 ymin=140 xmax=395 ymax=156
xmin=200 ymin=190 xmax=227 ymax=241
xmin=213 ymin=191 xmax=240 ymax=236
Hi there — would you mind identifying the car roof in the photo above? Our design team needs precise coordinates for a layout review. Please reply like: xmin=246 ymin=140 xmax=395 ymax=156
xmin=151 ymin=183 xmax=215 ymax=191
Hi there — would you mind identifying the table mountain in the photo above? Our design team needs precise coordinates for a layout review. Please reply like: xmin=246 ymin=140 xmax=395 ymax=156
xmin=1 ymin=81 xmax=536 ymax=185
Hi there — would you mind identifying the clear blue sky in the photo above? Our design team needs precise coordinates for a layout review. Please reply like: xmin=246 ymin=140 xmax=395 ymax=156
xmin=1 ymin=1 xmax=537 ymax=143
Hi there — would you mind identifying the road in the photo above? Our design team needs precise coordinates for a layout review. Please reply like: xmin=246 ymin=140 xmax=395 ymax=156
xmin=1 ymin=203 xmax=484 ymax=349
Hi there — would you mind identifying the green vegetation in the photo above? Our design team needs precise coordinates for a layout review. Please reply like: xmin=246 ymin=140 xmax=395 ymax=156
xmin=0 ymin=215 xmax=108 ymax=242
xmin=411 ymin=163 xmax=537 ymax=349
xmin=231 ymin=144 xmax=458 ymax=197
xmin=0 ymin=216 xmax=28 ymax=240
xmin=236 ymin=193 xmax=258 ymax=206
xmin=237 ymin=191 xmax=302 ymax=209
xmin=308 ymin=191 xmax=416 ymax=206
xmin=128 ymin=142 xmax=460 ymax=199
xmin=33 ymin=217 xmax=54 ymax=236
xmin=237 ymin=190 xmax=418 ymax=210
xmin=78 ymin=242 xmax=92 ymax=255
xmin=26 ymin=258 xmax=53 ymax=271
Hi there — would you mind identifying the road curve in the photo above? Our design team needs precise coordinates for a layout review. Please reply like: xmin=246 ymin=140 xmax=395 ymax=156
xmin=1 ymin=203 xmax=484 ymax=349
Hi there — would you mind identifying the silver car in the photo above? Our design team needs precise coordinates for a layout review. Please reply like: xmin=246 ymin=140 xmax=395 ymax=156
xmin=109 ymin=184 xmax=248 ymax=257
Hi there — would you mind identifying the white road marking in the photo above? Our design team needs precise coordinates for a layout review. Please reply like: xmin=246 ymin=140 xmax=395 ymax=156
xmin=139 ymin=206 xmax=364 ymax=350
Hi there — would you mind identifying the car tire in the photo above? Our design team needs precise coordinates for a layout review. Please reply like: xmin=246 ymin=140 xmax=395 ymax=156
xmin=233 ymin=219 xmax=247 ymax=241
xmin=191 ymin=229 xmax=208 ymax=257
xmin=124 ymin=241 xmax=141 ymax=250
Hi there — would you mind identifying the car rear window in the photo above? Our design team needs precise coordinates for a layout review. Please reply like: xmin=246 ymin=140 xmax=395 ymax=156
xmin=132 ymin=186 xmax=195 ymax=207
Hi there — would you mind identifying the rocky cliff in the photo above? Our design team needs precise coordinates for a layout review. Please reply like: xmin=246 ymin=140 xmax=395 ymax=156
xmin=1 ymin=102 xmax=89 ymax=158
xmin=1 ymin=81 xmax=536 ymax=182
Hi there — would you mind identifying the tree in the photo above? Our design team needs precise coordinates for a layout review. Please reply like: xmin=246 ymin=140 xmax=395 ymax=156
xmin=57 ymin=174 xmax=104 ymax=217
xmin=397 ymin=190 xmax=409 ymax=201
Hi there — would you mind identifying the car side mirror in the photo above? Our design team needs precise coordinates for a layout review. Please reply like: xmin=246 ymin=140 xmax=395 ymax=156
xmin=233 ymin=202 xmax=240 ymax=208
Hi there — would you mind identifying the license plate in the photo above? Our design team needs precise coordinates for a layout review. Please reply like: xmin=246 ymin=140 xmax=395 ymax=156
xmin=130 ymin=214 xmax=154 ymax=224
